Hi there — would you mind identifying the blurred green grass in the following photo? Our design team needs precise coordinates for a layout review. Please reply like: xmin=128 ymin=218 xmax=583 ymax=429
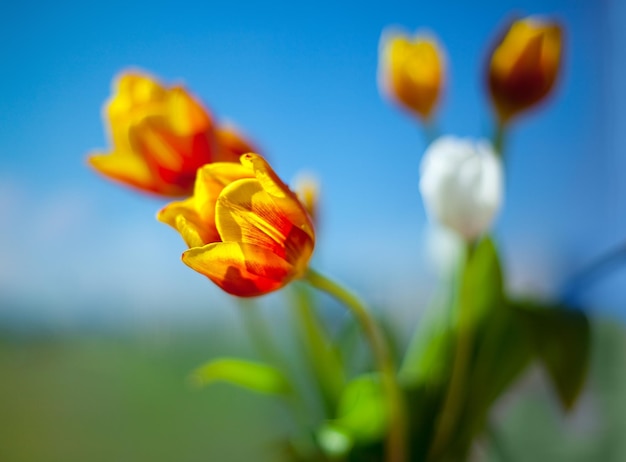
xmin=0 ymin=328 xmax=291 ymax=462
xmin=0 ymin=318 xmax=624 ymax=462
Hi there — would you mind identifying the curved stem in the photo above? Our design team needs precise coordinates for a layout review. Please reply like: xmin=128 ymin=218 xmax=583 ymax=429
xmin=236 ymin=299 xmax=316 ymax=457
xmin=237 ymin=298 xmax=285 ymax=368
xmin=422 ymin=117 xmax=440 ymax=146
xmin=289 ymin=283 xmax=346 ymax=417
xmin=428 ymin=243 xmax=475 ymax=461
xmin=303 ymin=268 xmax=407 ymax=462
xmin=493 ymin=119 xmax=507 ymax=159
xmin=400 ymin=250 xmax=462 ymax=384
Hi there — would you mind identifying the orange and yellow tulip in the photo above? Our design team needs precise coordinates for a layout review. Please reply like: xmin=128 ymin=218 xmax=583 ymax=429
xmin=378 ymin=30 xmax=445 ymax=120
xmin=88 ymin=71 xmax=250 ymax=197
xmin=487 ymin=17 xmax=563 ymax=123
xmin=158 ymin=153 xmax=315 ymax=297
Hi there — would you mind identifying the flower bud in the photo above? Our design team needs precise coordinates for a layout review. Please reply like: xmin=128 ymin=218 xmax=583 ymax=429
xmin=88 ymin=71 xmax=217 ymax=196
xmin=378 ymin=29 xmax=445 ymax=120
xmin=487 ymin=17 xmax=563 ymax=123
xmin=419 ymin=136 xmax=503 ymax=241
xmin=88 ymin=71 xmax=254 ymax=197
xmin=158 ymin=154 xmax=315 ymax=297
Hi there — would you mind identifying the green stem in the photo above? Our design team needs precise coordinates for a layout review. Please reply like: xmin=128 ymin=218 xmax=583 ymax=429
xmin=289 ymin=283 xmax=346 ymax=417
xmin=422 ymin=117 xmax=440 ymax=146
xmin=303 ymin=268 xmax=408 ymax=462
xmin=237 ymin=298 xmax=285 ymax=368
xmin=493 ymin=119 xmax=506 ymax=159
xmin=398 ymin=291 xmax=449 ymax=387
xmin=236 ymin=299 xmax=316 ymax=457
xmin=400 ymin=249 xmax=462 ymax=384
xmin=428 ymin=243 xmax=475 ymax=461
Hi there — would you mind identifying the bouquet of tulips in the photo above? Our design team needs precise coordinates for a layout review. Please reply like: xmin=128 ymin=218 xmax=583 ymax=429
xmin=87 ymin=15 xmax=591 ymax=462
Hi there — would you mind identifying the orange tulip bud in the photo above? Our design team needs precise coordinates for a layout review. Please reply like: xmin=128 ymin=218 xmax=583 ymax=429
xmin=378 ymin=30 xmax=445 ymax=120
xmin=88 ymin=71 xmax=246 ymax=197
xmin=487 ymin=17 xmax=563 ymax=123
xmin=158 ymin=154 xmax=315 ymax=297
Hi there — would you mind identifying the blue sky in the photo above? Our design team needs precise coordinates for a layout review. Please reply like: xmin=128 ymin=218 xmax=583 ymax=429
xmin=0 ymin=0 xmax=622 ymax=327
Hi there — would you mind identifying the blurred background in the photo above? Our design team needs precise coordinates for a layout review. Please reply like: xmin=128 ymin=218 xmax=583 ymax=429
xmin=0 ymin=0 xmax=624 ymax=460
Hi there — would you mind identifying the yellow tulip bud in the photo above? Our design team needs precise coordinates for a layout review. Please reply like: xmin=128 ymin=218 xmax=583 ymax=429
xmin=379 ymin=29 xmax=445 ymax=120
xmin=487 ymin=17 xmax=563 ymax=123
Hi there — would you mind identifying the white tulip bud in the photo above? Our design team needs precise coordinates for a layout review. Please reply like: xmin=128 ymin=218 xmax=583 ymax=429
xmin=419 ymin=136 xmax=503 ymax=241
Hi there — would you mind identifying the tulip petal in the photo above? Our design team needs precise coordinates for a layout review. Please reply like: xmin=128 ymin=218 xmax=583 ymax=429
xmin=126 ymin=118 xmax=213 ymax=195
xmin=182 ymin=242 xmax=294 ymax=297
xmin=191 ymin=162 xmax=256 ymax=232
xmin=378 ymin=30 xmax=444 ymax=120
xmin=240 ymin=153 xmax=315 ymax=241
xmin=420 ymin=136 xmax=503 ymax=241
xmin=216 ymin=178 xmax=314 ymax=266
xmin=194 ymin=162 xmax=256 ymax=213
xmin=158 ymin=162 xmax=257 ymax=247
xmin=516 ymin=34 xmax=543 ymax=70
xmin=167 ymin=86 xmax=213 ymax=136
xmin=488 ymin=18 xmax=563 ymax=122
xmin=107 ymin=73 xmax=167 ymax=149
xmin=90 ymin=70 xmax=221 ymax=197
xmin=87 ymin=151 xmax=159 ymax=194
xmin=158 ymin=198 xmax=214 ymax=248
xmin=130 ymin=118 xmax=188 ymax=171
xmin=216 ymin=179 xmax=292 ymax=254
xmin=159 ymin=153 xmax=315 ymax=297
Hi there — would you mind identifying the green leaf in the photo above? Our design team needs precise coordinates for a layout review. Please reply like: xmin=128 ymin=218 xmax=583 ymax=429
xmin=457 ymin=237 xmax=504 ymax=325
xmin=514 ymin=301 xmax=591 ymax=410
xmin=401 ymin=237 xmax=504 ymax=388
xmin=458 ymin=238 xmax=520 ymax=406
xmin=402 ymin=237 xmax=576 ymax=460
xmin=469 ymin=307 xmax=533 ymax=406
xmin=291 ymin=282 xmax=346 ymax=414
xmin=327 ymin=374 xmax=387 ymax=444
xmin=460 ymin=305 xmax=534 ymax=443
xmin=405 ymin=321 xmax=455 ymax=387
xmin=190 ymin=357 xmax=291 ymax=395
xmin=400 ymin=288 xmax=455 ymax=387
xmin=447 ymin=237 xmax=513 ymax=417
xmin=426 ymin=237 xmax=542 ymax=461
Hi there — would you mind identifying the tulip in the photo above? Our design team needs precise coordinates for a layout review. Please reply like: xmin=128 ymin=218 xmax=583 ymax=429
xmin=419 ymin=136 xmax=503 ymax=241
xmin=88 ymin=71 xmax=246 ymax=197
xmin=487 ymin=17 xmax=563 ymax=123
xmin=378 ymin=29 xmax=445 ymax=120
xmin=158 ymin=153 xmax=315 ymax=297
